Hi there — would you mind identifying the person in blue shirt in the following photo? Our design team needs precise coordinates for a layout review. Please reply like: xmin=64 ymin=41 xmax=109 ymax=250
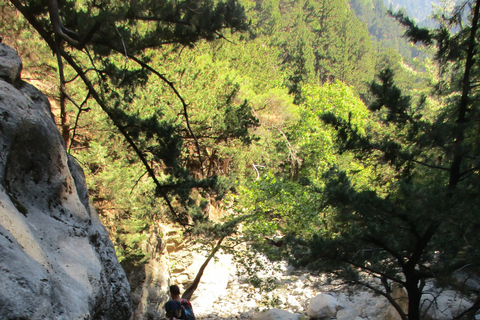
xmin=164 ymin=300 xmax=182 ymax=320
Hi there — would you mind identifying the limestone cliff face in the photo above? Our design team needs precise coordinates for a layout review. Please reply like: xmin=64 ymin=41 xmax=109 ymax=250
xmin=0 ymin=43 xmax=132 ymax=320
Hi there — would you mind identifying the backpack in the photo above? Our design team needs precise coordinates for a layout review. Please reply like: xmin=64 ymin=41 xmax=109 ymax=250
xmin=180 ymin=299 xmax=195 ymax=320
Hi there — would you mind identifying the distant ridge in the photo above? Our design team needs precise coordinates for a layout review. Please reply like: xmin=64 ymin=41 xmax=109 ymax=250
xmin=383 ymin=0 xmax=440 ymax=23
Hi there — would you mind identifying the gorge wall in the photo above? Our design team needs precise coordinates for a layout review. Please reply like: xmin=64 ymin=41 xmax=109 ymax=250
xmin=0 ymin=43 xmax=132 ymax=320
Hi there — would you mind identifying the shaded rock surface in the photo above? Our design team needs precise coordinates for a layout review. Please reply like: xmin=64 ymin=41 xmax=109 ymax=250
xmin=307 ymin=293 xmax=341 ymax=319
xmin=130 ymin=225 xmax=170 ymax=320
xmin=0 ymin=43 xmax=132 ymax=320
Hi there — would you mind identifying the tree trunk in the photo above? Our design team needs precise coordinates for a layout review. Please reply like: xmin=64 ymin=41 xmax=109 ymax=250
xmin=405 ymin=279 xmax=422 ymax=320
xmin=181 ymin=236 xmax=226 ymax=301
xmin=54 ymin=35 xmax=69 ymax=146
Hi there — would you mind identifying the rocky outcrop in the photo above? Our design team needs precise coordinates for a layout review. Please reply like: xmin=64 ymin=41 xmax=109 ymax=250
xmin=0 ymin=43 xmax=132 ymax=320
xmin=130 ymin=225 xmax=170 ymax=320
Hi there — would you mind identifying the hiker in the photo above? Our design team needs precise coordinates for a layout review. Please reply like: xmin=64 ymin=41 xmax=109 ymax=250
xmin=169 ymin=285 xmax=196 ymax=320
xmin=164 ymin=300 xmax=182 ymax=320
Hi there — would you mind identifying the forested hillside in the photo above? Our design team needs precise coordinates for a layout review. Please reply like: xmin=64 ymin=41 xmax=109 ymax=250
xmin=2 ymin=0 xmax=480 ymax=319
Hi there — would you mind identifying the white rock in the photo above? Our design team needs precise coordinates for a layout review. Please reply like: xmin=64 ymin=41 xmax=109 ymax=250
xmin=245 ymin=299 xmax=258 ymax=309
xmin=308 ymin=293 xmax=342 ymax=320
xmin=336 ymin=308 xmax=358 ymax=320
xmin=294 ymin=280 xmax=305 ymax=289
xmin=364 ymin=305 xmax=379 ymax=318
xmin=287 ymin=295 xmax=302 ymax=310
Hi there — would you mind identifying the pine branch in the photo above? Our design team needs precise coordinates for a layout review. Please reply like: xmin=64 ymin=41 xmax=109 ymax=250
xmin=124 ymin=53 xmax=205 ymax=175
xmin=129 ymin=16 xmax=191 ymax=25
xmin=57 ymin=47 xmax=182 ymax=223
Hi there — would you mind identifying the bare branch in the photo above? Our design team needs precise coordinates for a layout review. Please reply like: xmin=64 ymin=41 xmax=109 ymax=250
xmin=253 ymin=164 xmax=265 ymax=180
xmin=68 ymin=91 xmax=91 ymax=153
xmin=411 ymin=159 xmax=450 ymax=171
xmin=130 ymin=171 xmax=149 ymax=195
xmin=182 ymin=235 xmax=227 ymax=300
xmin=53 ymin=33 xmax=70 ymax=145
xmin=48 ymin=0 xmax=81 ymax=47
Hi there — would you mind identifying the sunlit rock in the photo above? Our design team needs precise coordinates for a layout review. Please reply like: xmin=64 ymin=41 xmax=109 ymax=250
xmin=307 ymin=293 xmax=342 ymax=319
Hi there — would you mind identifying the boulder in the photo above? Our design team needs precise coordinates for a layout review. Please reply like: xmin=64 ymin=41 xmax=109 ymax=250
xmin=0 ymin=43 xmax=132 ymax=320
xmin=421 ymin=288 xmax=474 ymax=320
xmin=252 ymin=308 xmax=302 ymax=320
xmin=307 ymin=293 xmax=342 ymax=319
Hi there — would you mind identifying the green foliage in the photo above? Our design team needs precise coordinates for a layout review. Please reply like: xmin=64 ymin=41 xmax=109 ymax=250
xmin=236 ymin=81 xmax=379 ymax=260
xmin=293 ymin=5 xmax=480 ymax=316
xmin=68 ymin=32 xmax=286 ymax=266
xmin=5 ymin=0 xmax=253 ymax=270
xmin=289 ymin=82 xmax=371 ymax=183
xmin=115 ymin=219 xmax=151 ymax=271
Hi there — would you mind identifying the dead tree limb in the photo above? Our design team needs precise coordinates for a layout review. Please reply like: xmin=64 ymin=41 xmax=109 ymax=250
xmin=182 ymin=235 xmax=226 ymax=300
